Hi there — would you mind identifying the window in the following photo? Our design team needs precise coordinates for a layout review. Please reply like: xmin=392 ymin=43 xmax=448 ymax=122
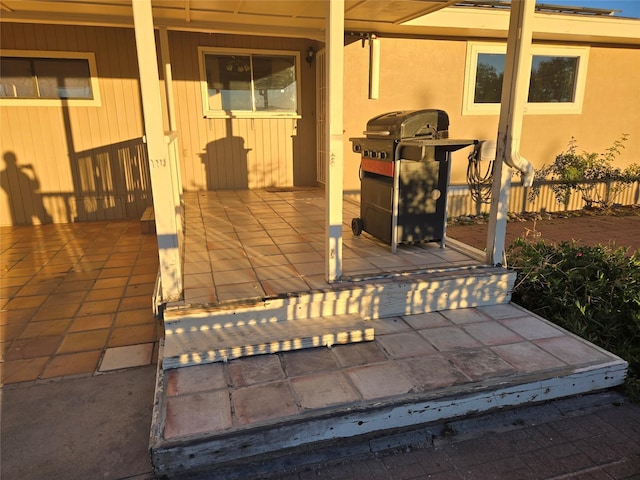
xmin=0 ymin=50 xmax=101 ymax=107
xmin=463 ymin=43 xmax=589 ymax=115
xmin=198 ymin=47 xmax=300 ymax=118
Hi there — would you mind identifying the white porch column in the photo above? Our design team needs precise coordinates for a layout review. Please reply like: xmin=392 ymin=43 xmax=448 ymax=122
xmin=159 ymin=27 xmax=177 ymax=132
xmin=132 ymin=0 xmax=183 ymax=302
xmin=324 ymin=0 xmax=345 ymax=282
xmin=486 ymin=0 xmax=535 ymax=266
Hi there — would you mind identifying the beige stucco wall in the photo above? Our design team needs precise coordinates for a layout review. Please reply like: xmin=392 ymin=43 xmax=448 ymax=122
xmin=343 ymin=37 xmax=640 ymax=213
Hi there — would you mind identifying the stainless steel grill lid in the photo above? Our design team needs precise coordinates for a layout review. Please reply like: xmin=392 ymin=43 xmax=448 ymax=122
xmin=363 ymin=109 xmax=449 ymax=140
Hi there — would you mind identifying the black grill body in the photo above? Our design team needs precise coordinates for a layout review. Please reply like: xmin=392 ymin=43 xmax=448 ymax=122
xmin=349 ymin=110 xmax=475 ymax=250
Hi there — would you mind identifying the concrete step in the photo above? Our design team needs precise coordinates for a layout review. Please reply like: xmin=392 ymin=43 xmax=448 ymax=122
xmin=162 ymin=313 xmax=374 ymax=369
xmin=161 ymin=266 xmax=515 ymax=369
xmin=150 ymin=303 xmax=629 ymax=479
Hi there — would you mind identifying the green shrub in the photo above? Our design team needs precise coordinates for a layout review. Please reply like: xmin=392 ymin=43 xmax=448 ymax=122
xmin=529 ymin=135 xmax=640 ymax=209
xmin=507 ymin=239 xmax=640 ymax=401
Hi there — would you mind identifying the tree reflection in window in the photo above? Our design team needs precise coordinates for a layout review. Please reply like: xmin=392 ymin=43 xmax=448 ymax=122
xmin=474 ymin=53 xmax=579 ymax=104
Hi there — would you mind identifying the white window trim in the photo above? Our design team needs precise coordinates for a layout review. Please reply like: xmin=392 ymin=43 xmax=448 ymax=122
xmin=197 ymin=46 xmax=302 ymax=119
xmin=0 ymin=49 xmax=101 ymax=107
xmin=462 ymin=42 xmax=590 ymax=116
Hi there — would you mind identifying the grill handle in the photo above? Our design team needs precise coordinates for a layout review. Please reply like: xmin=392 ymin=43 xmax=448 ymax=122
xmin=363 ymin=130 xmax=391 ymax=137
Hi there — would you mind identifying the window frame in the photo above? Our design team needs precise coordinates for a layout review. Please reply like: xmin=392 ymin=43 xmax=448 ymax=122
xmin=0 ymin=50 xmax=101 ymax=107
xmin=197 ymin=46 xmax=302 ymax=119
xmin=462 ymin=42 xmax=590 ymax=116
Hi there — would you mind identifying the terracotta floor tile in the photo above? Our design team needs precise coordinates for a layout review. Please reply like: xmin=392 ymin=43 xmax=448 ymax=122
xmin=132 ymin=263 xmax=159 ymax=276
xmin=57 ymin=329 xmax=110 ymax=354
xmin=43 ymin=290 xmax=88 ymax=306
xmin=85 ymin=286 xmax=126 ymax=302
xmin=99 ymin=343 xmax=153 ymax=371
xmin=0 ymin=323 xmax=27 ymax=343
xmin=124 ymin=282 xmax=155 ymax=297
xmin=98 ymin=267 xmax=132 ymax=279
xmin=332 ymin=341 xmax=388 ymax=367
xmin=4 ymin=295 xmax=48 ymax=310
xmin=0 ymin=308 xmax=38 ymax=325
xmin=33 ymin=303 xmax=80 ymax=321
xmin=399 ymin=355 xmax=471 ymax=390
xmin=19 ymin=319 xmax=71 ymax=338
xmin=491 ymin=342 xmax=567 ymax=373
xmin=463 ymin=321 xmax=525 ymax=346
xmin=261 ymin=277 xmax=309 ymax=296
xmin=292 ymin=372 xmax=360 ymax=410
xmin=0 ymin=285 xmax=21 ymax=299
xmin=346 ymin=362 xmax=415 ymax=400
xmin=1 ymin=357 xmax=49 ymax=384
xmin=534 ymin=336 xmax=611 ymax=364
xmin=216 ymin=283 xmax=263 ymax=302
xmin=54 ymin=279 xmax=95 ymax=293
xmin=115 ymin=308 xmax=156 ymax=327
xmin=69 ymin=314 xmax=114 ymax=332
xmin=165 ymin=390 xmax=232 ymax=439
xmin=119 ymin=295 xmax=151 ymax=312
xmin=4 ymin=335 xmax=63 ymax=360
xmin=377 ymin=331 xmax=439 ymax=359
xmin=93 ymin=277 xmax=128 ymax=290
xmin=166 ymin=363 xmax=227 ymax=396
xmin=77 ymin=299 xmax=120 ymax=316
xmin=232 ymin=381 xmax=298 ymax=426
xmin=213 ymin=269 xmax=258 ymax=286
xmin=228 ymin=355 xmax=285 ymax=387
xmin=15 ymin=283 xmax=58 ymax=297
xmin=446 ymin=348 xmax=518 ymax=381
xmin=40 ymin=350 xmax=102 ymax=379
xmin=280 ymin=348 xmax=340 ymax=377
xmin=108 ymin=324 xmax=156 ymax=347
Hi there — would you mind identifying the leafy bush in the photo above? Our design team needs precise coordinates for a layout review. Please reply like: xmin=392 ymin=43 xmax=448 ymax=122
xmin=508 ymin=239 xmax=640 ymax=401
xmin=529 ymin=135 xmax=640 ymax=209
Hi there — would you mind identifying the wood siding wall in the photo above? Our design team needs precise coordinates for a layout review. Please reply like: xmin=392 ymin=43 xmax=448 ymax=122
xmin=0 ymin=23 xmax=152 ymax=226
xmin=168 ymin=31 xmax=318 ymax=191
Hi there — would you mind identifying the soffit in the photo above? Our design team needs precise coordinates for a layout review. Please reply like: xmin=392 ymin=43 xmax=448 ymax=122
xmin=0 ymin=0 xmax=458 ymax=40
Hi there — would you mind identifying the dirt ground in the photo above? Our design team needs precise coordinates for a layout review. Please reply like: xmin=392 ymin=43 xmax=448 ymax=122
xmin=446 ymin=206 xmax=640 ymax=253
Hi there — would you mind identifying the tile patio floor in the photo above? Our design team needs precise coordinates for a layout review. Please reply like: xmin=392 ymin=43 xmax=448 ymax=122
xmin=1 ymin=221 xmax=161 ymax=385
xmin=182 ymin=189 xmax=481 ymax=306
xmin=1 ymin=188 xmax=480 ymax=386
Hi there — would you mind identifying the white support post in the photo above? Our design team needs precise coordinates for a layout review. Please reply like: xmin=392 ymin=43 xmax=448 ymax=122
xmin=486 ymin=0 xmax=535 ymax=266
xmin=324 ymin=0 xmax=345 ymax=283
xmin=159 ymin=27 xmax=177 ymax=132
xmin=132 ymin=0 xmax=183 ymax=302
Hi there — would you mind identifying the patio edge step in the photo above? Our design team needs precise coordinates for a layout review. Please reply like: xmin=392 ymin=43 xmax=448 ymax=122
xmin=150 ymin=358 xmax=628 ymax=479
xmin=162 ymin=313 xmax=374 ymax=369
xmin=164 ymin=266 xmax=516 ymax=328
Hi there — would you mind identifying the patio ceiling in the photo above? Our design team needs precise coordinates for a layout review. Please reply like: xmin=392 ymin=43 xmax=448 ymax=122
xmin=0 ymin=0 xmax=459 ymax=40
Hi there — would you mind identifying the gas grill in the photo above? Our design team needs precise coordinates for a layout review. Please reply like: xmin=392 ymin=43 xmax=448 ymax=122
xmin=350 ymin=110 xmax=476 ymax=252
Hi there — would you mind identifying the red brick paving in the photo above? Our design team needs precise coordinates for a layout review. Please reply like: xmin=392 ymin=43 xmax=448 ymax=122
xmin=447 ymin=213 xmax=640 ymax=253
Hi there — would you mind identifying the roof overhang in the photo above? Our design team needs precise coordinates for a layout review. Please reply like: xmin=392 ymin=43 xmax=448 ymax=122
xmin=0 ymin=0 xmax=637 ymax=44
xmin=0 ymin=0 xmax=458 ymax=40
xmin=404 ymin=4 xmax=640 ymax=45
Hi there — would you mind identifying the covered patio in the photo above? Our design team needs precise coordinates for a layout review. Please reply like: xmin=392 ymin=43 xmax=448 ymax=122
xmin=0 ymin=0 xmax=632 ymax=477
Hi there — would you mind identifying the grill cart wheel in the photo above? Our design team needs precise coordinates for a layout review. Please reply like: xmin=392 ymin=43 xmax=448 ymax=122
xmin=352 ymin=217 xmax=364 ymax=236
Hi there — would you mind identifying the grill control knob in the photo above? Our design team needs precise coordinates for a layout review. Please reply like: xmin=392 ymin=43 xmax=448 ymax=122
xmin=379 ymin=152 xmax=387 ymax=159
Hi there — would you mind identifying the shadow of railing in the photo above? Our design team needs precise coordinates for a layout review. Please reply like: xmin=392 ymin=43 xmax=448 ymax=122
xmin=69 ymin=137 xmax=152 ymax=222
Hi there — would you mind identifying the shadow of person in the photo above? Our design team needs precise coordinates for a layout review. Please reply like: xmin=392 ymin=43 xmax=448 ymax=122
xmin=199 ymin=135 xmax=251 ymax=191
xmin=1 ymin=151 xmax=53 ymax=225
